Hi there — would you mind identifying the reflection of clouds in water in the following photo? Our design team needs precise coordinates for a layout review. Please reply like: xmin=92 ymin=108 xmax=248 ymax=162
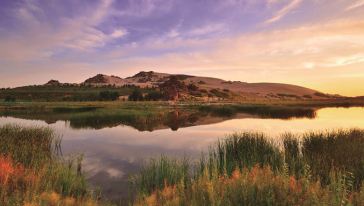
xmin=82 ymin=156 xmax=125 ymax=179
xmin=0 ymin=117 xmax=51 ymax=127
xmin=106 ymin=168 xmax=123 ymax=178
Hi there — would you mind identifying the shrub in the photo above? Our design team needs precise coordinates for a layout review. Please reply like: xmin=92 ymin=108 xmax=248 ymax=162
xmin=4 ymin=96 xmax=15 ymax=102
xmin=210 ymin=89 xmax=229 ymax=98
xmin=99 ymin=90 xmax=119 ymax=101
xmin=128 ymin=89 xmax=144 ymax=101
xmin=187 ymin=83 xmax=199 ymax=91
xmin=145 ymin=91 xmax=164 ymax=101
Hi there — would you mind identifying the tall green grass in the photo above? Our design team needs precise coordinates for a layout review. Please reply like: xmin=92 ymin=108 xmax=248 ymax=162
xmin=301 ymin=129 xmax=364 ymax=189
xmin=0 ymin=124 xmax=99 ymax=206
xmin=132 ymin=156 xmax=190 ymax=195
xmin=0 ymin=124 xmax=60 ymax=167
xmin=133 ymin=129 xmax=364 ymax=205
xmin=200 ymin=133 xmax=283 ymax=177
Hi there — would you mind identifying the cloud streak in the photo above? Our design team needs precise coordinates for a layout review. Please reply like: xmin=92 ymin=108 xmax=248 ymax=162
xmin=265 ymin=0 xmax=303 ymax=24
xmin=346 ymin=0 xmax=364 ymax=11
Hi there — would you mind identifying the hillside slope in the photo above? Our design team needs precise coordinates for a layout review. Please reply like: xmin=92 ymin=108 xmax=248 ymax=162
xmin=81 ymin=71 xmax=331 ymax=100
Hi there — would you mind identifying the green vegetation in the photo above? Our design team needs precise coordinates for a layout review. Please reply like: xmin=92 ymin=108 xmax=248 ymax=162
xmin=99 ymin=91 xmax=119 ymax=101
xmin=0 ymin=124 xmax=101 ymax=206
xmin=0 ymin=102 xmax=189 ymax=131
xmin=0 ymin=84 xmax=152 ymax=102
xmin=0 ymin=102 xmax=328 ymax=131
xmin=128 ymin=89 xmax=145 ymax=101
xmin=144 ymin=91 xmax=164 ymax=101
xmin=204 ymin=133 xmax=283 ymax=175
xmin=199 ymin=104 xmax=317 ymax=119
xmin=4 ymin=96 xmax=16 ymax=102
xmin=132 ymin=129 xmax=364 ymax=205
xmin=132 ymin=157 xmax=190 ymax=195
xmin=52 ymin=106 xmax=100 ymax=113
xmin=2 ymin=80 xmax=364 ymax=104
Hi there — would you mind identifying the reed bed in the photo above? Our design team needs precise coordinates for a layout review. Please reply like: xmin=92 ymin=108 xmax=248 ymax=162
xmin=133 ymin=129 xmax=364 ymax=205
xmin=0 ymin=124 xmax=100 ymax=206
xmin=132 ymin=157 xmax=190 ymax=195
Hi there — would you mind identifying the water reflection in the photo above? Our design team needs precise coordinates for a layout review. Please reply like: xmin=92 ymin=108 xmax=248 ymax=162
xmin=0 ymin=106 xmax=317 ymax=131
xmin=0 ymin=107 xmax=363 ymax=202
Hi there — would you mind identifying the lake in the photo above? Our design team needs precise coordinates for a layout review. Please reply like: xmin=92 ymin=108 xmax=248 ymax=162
xmin=1 ymin=106 xmax=364 ymax=201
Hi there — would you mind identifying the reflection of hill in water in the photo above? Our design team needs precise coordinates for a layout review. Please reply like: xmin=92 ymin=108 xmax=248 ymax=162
xmin=0 ymin=106 xmax=317 ymax=131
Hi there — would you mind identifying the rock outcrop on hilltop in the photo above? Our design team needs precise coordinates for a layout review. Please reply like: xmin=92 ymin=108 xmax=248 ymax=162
xmin=83 ymin=74 xmax=125 ymax=85
xmin=45 ymin=80 xmax=61 ymax=86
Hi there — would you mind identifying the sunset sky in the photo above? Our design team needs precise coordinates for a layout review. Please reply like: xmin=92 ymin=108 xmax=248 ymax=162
xmin=0 ymin=0 xmax=363 ymax=96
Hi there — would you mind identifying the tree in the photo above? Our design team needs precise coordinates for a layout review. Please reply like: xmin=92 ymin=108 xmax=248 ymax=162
xmin=128 ymin=89 xmax=144 ymax=101
xmin=99 ymin=91 xmax=119 ymax=101
xmin=159 ymin=76 xmax=187 ymax=101
xmin=4 ymin=96 xmax=16 ymax=102
xmin=145 ymin=90 xmax=164 ymax=101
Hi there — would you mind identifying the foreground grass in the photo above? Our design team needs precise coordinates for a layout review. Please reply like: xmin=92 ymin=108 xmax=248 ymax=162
xmin=133 ymin=129 xmax=364 ymax=205
xmin=0 ymin=124 xmax=102 ymax=206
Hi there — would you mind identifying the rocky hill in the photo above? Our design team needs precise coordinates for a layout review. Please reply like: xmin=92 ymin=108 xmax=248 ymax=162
xmin=80 ymin=71 xmax=335 ymax=101
xmin=83 ymin=74 xmax=125 ymax=85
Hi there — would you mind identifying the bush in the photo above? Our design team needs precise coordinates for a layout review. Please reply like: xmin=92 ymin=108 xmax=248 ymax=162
xmin=99 ymin=91 xmax=119 ymax=101
xmin=210 ymin=89 xmax=229 ymax=98
xmin=129 ymin=89 xmax=144 ymax=101
xmin=4 ymin=96 xmax=15 ymax=102
xmin=187 ymin=83 xmax=198 ymax=91
xmin=145 ymin=91 xmax=164 ymax=101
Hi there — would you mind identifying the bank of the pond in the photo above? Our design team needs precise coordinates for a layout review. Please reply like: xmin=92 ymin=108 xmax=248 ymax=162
xmin=132 ymin=130 xmax=364 ymax=205
xmin=0 ymin=124 xmax=107 ymax=206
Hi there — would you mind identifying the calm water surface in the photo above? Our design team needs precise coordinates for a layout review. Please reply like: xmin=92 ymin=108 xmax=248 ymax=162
xmin=1 ymin=107 xmax=364 ymax=201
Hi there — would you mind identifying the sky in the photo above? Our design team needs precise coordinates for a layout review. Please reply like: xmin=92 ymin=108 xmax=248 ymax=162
xmin=0 ymin=0 xmax=364 ymax=96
